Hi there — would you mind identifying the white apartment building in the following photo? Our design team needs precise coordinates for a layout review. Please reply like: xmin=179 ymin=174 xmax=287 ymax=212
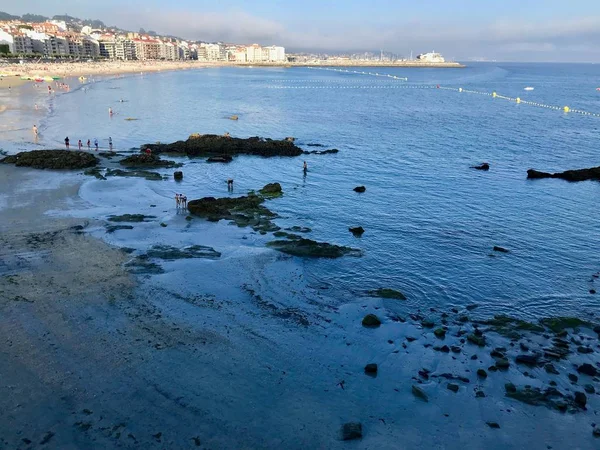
xmin=263 ymin=45 xmax=286 ymax=62
xmin=0 ymin=30 xmax=34 ymax=54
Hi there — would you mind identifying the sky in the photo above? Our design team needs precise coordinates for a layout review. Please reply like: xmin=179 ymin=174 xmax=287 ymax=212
xmin=6 ymin=0 xmax=600 ymax=62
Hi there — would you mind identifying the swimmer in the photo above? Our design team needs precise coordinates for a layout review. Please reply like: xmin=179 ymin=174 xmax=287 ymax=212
xmin=109 ymin=137 xmax=113 ymax=151
xmin=303 ymin=161 xmax=308 ymax=171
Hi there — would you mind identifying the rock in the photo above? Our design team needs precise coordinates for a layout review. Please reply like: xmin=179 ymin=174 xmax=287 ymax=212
xmin=451 ymin=346 xmax=461 ymax=353
xmin=434 ymin=328 xmax=446 ymax=339
xmin=574 ymin=392 xmax=587 ymax=408
xmin=364 ymin=363 xmax=378 ymax=374
xmin=434 ymin=345 xmax=450 ymax=353
xmin=105 ymin=169 xmax=163 ymax=181
xmin=341 ymin=422 xmax=362 ymax=441
xmin=268 ymin=238 xmax=361 ymax=258
xmin=505 ymin=383 xmax=517 ymax=394
xmin=527 ymin=166 xmax=600 ymax=182
xmin=577 ymin=363 xmax=598 ymax=377
xmin=349 ymin=226 xmax=365 ymax=237
xmin=578 ymin=346 xmax=593 ymax=354
xmin=412 ymin=385 xmax=428 ymax=402
xmin=540 ymin=317 xmax=594 ymax=333
xmin=486 ymin=422 xmax=500 ymax=429
xmin=174 ymin=171 xmax=183 ymax=180
xmin=590 ymin=289 xmax=597 ymax=294
xmin=545 ymin=364 xmax=559 ymax=375
xmin=515 ymin=354 xmax=540 ymax=366
xmin=594 ymin=427 xmax=600 ymax=438
xmin=353 ymin=186 xmax=366 ymax=193
xmin=447 ymin=383 xmax=459 ymax=393
xmin=119 ymin=153 xmax=178 ymax=168
xmin=259 ymin=183 xmax=283 ymax=196
xmin=108 ymin=214 xmax=156 ymax=223
xmin=303 ymin=148 xmax=339 ymax=155
xmin=106 ymin=225 xmax=134 ymax=233
xmin=145 ymin=134 xmax=304 ymax=158
xmin=584 ymin=384 xmax=595 ymax=394
xmin=206 ymin=155 xmax=233 ymax=163
xmin=145 ymin=244 xmax=221 ymax=260
xmin=362 ymin=314 xmax=381 ymax=328
xmin=495 ymin=358 xmax=510 ymax=370
xmin=467 ymin=334 xmax=486 ymax=347
xmin=476 ymin=391 xmax=486 ymax=398
xmin=1 ymin=150 xmax=99 ymax=170
xmin=368 ymin=288 xmax=406 ymax=300
xmin=160 ymin=222 xmax=167 ymax=227
xmin=493 ymin=246 xmax=509 ymax=253
xmin=471 ymin=163 xmax=490 ymax=171
xmin=477 ymin=369 xmax=488 ymax=379
xmin=568 ymin=374 xmax=578 ymax=383
xmin=84 ymin=167 xmax=107 ymax=180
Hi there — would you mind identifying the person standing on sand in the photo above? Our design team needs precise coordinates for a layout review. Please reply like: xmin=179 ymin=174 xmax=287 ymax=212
xmin=94 ymin=138 xmax=98 ymax=151
xmin=78 ymin=139 xmax=82 ymax=150
xmin=64 ymin=137 xmax=70 ymax=149
xmin=175 ymin=193 xmax=180 ymax=208
xmin=32 ymin=125 xmax=38 ymax=136
xmin=87 ymin=139 xmax=91 ymax=150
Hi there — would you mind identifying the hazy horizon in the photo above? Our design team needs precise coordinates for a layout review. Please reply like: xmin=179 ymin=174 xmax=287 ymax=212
xmin=4 ymin=1 xmax=600 ymax=63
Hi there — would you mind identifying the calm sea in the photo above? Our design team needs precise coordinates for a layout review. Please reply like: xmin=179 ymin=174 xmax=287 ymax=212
xmin=4 ymin=62 xmax=600 ymax=320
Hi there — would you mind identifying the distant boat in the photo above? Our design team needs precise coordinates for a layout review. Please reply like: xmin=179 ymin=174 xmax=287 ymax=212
xmin=524 ymin=87 xmax=534 ymax=91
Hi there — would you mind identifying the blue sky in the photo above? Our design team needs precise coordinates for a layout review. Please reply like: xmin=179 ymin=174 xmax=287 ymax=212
xmin=7 ymin=1 xmax=600 ymax=61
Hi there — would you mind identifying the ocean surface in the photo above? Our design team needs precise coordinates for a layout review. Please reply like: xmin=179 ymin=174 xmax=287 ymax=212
xmin=3 ymin=62 xmax=600 ymax=321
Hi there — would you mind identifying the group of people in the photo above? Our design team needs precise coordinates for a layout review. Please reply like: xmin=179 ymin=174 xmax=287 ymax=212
xmin=175 ymin=193 xmax=188 ymax=208
xmin=61 ymin=136 xmax=112 ymax=151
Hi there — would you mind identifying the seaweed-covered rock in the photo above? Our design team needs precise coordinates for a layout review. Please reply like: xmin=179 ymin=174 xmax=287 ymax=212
xmin=362 ymin=314 xmax=381 ymax=327
xmin=119 ymin=153 xmax=178 ymax=168
xmin=267 ymin=238 xmax=361 ymax=258
xmin=107 ymin=214 xmax=156 ymax=223
xmin=434 ymin=328 xmax=447 ymax=339
xmin=144 ymin=134 xmax=303 ymax=158
xmin=303 ymin=148 xmax=339 ymax=155
xmin=540 ymin=317 xmax=594 ymax=333
xmin=1 ymin=150 xmax=99 ymax=170
xmin=467 ymin=333 xmax=486 ymax=347
xmin=412 ymin=385 xmax=428 ymax=402
xmin=577 ymin=363 xmax=598 ymax=377
xmin=259 ymin=183 xmax=283 ymax=195
xmin=206 ymin=155 xmax=233 ymax=163
xmin=368 ymin=288 xmax=406 ymax=300
xmin=145 ymin=244 xmax=221 ymax=260
xmin=174 ymin=171 xmax=183 ymax=180
xmin=447 ymin=383 xmax=459 ymax=393
xmin=527 ymin=166 xmax=600 ymax=182
xmin=105 ymin=169 xmax=163 ymax=181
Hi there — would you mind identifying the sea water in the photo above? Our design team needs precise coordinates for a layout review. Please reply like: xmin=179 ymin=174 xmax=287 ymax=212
xmin=3 ymin=62 xmax=600 ymax=320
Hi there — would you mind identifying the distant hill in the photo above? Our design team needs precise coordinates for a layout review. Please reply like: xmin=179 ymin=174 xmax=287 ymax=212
xmin=0 ymin=11 xmax=21 ymax=20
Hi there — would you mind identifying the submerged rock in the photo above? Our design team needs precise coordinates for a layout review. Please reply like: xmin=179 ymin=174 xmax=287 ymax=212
xmin=105 ymin=168 xmax=163 ymax=181
xmin=527 ymin=166 xmax=600 ymax=182
xmin=108 ymin=214 xmax=156 ymax=223
xmin=540 ymin=317 xmax=595 ymax=333
xmin=267 ymin=238 xmax=361 ymax=258
xmin=362 ymin=314 xmax=381 ymax=327
xmin=486 ymin=422 xmax=500 ymax=429
xmin=471 ymin=163 xmax=490 ymax=171
xmin=493 ymin=246 xmax=509 ymax=253
xmin=303 ymin=148 xmax=339 ymax=155
xmin=1 ymin=150 xmax=99 ymax=170
xmin=467 ymin=333 xmax=486 ymax=347
xmin=368 ymin=288 xmax=406 ymax=300
xmin=145 ymin=244 xmax=221 ymax=260
xmin=174 ymin=171 xmax=183 ymax=180
xmin=447 ymin=383 xmax=459 ymax=393
xmin=412 ymin=385 xmax=428 ymax=402
xmin=206 ymin=155 xmax=233 ymax=163
xmin=353 ymin=186 xmax=366 ymax=193
xmin=341 ymin=422 xmax=362 ymax=441
xmin=119 ymin=153 xmax=178 ymax=168
xmin=364 ymin=363 xmax=378 ymax=374
xmin=106 ymin=225 xmax=134 ymax=233
xmin=577 ymin=363 xmax=599 ymax=377
xmin=145 ymin=134 xmax=303 ymax=158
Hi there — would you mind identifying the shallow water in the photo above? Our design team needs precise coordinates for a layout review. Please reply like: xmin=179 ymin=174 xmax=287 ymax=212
xmin=3 ymin=62 xmax=600 ymax=320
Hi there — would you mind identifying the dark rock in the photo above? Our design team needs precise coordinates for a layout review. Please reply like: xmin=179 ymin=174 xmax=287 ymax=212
xmin=493 ymin=246 xmax=509 ymax=253
xmin=1 ymin=150 xmax=99 ymax=170
xmin=545 ymin=364 xmax=559 ymax=375
xmin=303 ymin=148 xmax=339 ymax=155
xmin=447 ymin=383 xmax=459 ymax=393
xmin=119 ymin=153 xmax=178 ymax=168
xmin=421 ymin=319 xmax=435 ymax=328
xmin=368 ymin=288 xmax=406 ymax=300
xmin=341 ymin=422 xmax=362 ymax=441
xmin=105 ymin=168 xmax=163 ymax=181
xmin=540 ymin=317 xmax=594 ymax=333
xmin=434 ymin=328 xmax=446 ymax=339
xmin=451 ymin=346 xmax=461 ymax=353
xmin=578 ymin=346 xmax=593 ymax=354
xmin=268 ymin=238 xmax=361 ymax=258
xmin=349 ymin=226 xmax=365 ymax=237
xmin=516 ymin=354 xmax=540 ymax=366
xmin=476 ymin=391 xmax=486 ymax=398
xmin=84 ymin=167 xmax=106 ymax=180
xmin=591 ymin=289 xmax=597 ymax=294
xmin=574 ymin=392 xmax=587 ymax=408
xmin=568 ymin=374 xmax=579 ymax=383
xmin=486 ymin=422 xmax=500 ymax=429
xmin=490 ymin=350 xmax=505 ymax=359
xmin=412 ymin=385 xmax=428 ymax=402
xmin=505 ymin=383 xmax=517 ymax=394
xmin=106 ymin=225 xmax=134 ymax=233
xmin=207 ymin=155 xmax=233 ymax=163
xmin=145 ymin=134 xmax=304 ymax=158
xmin=364 ymin=363 xmax=378 ymax=374
xmin=496 ymin=358 xmax=510 ymax=370
xmin=259 ymin=182 xmax=283 ymax=196
xmin=578 ymin=363 xmax=598 ymax=377
xmin=418 ymin=369 xmax=430 ymax=379
xmin=353 ymin=186 xmax=366 ymax=193
xmin=362 ymin=314 xmax=381 ymax=328
xmin=108 ymin=214 xmax=156 ymax=223
xmin=477 ymin=369 xmax=488 ymax=379
xmin=527 ymin=166 xmax=600 ymax=182
xmin=145 ymin=244 xmax=221 ymax=260
xmin=584 ymin=384 xmax=596 ymax=394
xmin=174 ymin=171 xmax=183 ymax=180
xmin=471 ymin=163 xmax=490 ymax=171
xmin=434 ymin=345 xmax=450 ymax=353
xmin=594 ymin=427 xmax=600 ymax=438
xmin=468 ymin=334 xmax=486 ymax=347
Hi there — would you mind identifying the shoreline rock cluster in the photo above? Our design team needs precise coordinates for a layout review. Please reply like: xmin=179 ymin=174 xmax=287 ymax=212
xmin=1 ymin=150 xmax=99 ymax=170
xmin=527 ymin=166 xmax=600 ymax=182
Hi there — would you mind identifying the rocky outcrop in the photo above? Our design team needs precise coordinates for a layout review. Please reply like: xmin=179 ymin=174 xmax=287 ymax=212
xmin=1 ymin=150 xmax=98 ymax=170
xmin=108 ymin=214 xmax=156 ymax=223
xmin=144 ymin=134 xmax=303 ymax=158
xmin=206 ymin=155 xmax=233 ymax=163
xmin=349 ymin=226 xmax=365 ymax=236
xmin=353 ymin=186 xmax=366 ymax=193
xmin=267 ymin=238 xmax=361 ymax=258
xmin=368 ymin=288 xmax=406 ymax=300
xmin=119 ymin=154 xmax=179 ymax=168
xmin=259 ymin=183 xmax=282 ymax=196
xmin=105 ymin=169 xmax=163 ymax=181
xmin=341 ymin=423 xmax=362 ymax=441
xmin=174 ymin=171 xmax=183 ymax=180
xmin=471 ymin=163 xmax=490 ymax=171
xmin=303 ymin=149 xmax=339 ymax=155
xmin=527 ymin=166 xmax=600 ymax=182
